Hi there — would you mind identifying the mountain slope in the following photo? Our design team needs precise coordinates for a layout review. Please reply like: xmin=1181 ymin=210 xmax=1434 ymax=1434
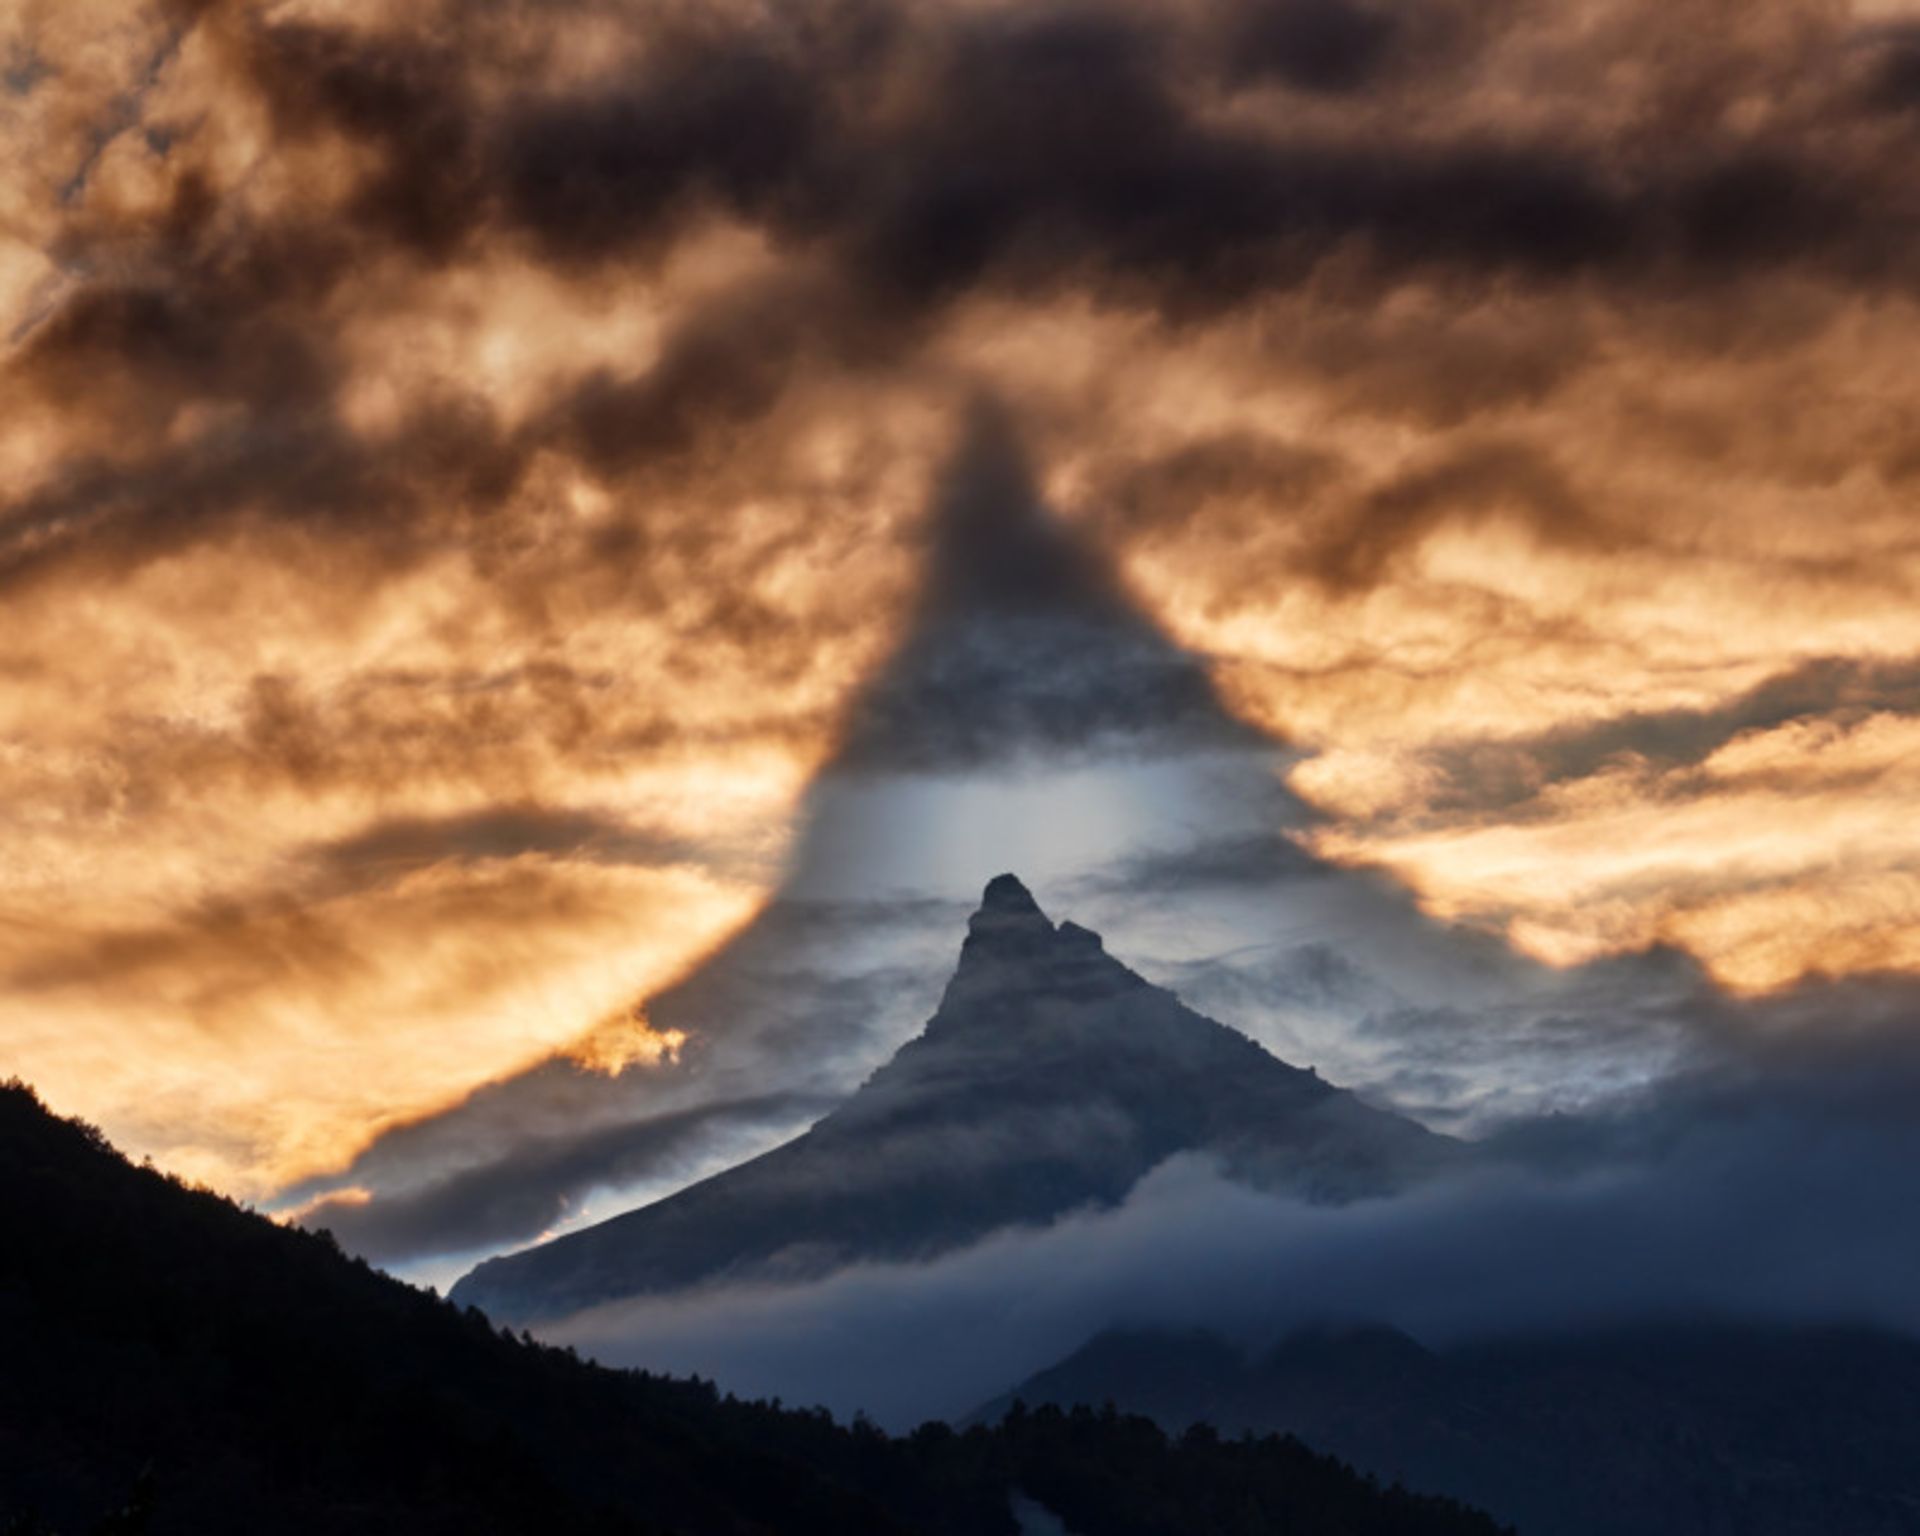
xmin=452 ymin=875 xmax=1456 ymax=1323
xmin=0 ymin=1079 xmax=1508 ymax=1536
xmin=995 ymin=1322 xmax=1920 ymax=1536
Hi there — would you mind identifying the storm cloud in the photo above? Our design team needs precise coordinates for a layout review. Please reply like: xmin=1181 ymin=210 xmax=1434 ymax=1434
xmin=297 ymin=1090 xmax=834 ymax=1266
xmin=834 ymin=403 xmax=1264 ymax=772
xmin=12 ymin=0 xmax=1920 ymax=1202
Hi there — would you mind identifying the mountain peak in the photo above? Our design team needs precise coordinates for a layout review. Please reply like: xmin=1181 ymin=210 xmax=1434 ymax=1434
xmin=979 ymin=871 xmax=1043 ymax=915
xmin=960 ymin=872 xmax=1056 ymax=964
xmin=451 ymin=883 xmax=1460 ymax=1323
xmin=944 ymin=874 xmax=1134 ymax=1016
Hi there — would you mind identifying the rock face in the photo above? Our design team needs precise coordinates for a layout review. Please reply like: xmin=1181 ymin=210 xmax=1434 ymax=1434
xmin=450 ymin=875 xmax=1458 ymax=1324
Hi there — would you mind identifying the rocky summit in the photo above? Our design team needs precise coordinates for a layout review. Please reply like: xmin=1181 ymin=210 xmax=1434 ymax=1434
xmin=450 ymin=875 xmax=1459 ymax=1325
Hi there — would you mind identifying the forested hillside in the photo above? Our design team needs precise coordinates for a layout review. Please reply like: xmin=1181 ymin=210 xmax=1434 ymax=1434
xmin=0 ymin=1081 xmax=1503 ymax=1536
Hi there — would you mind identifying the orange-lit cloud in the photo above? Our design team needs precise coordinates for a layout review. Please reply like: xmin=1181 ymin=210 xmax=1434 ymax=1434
xmin=564 ymin=1007 xmax=688 ymax=1077
xmin=9 ymin=0 xmax=1920 ymax=1198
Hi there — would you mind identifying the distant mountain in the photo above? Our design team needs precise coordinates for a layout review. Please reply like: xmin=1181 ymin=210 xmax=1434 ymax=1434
xmin=452 ymin=874 xmax=1456 ymax=1323
xmin=991 ymin=1321 xmax=1920 ymax=1536
xmin=0 ymin=1079 xmax=1510 ymax=1536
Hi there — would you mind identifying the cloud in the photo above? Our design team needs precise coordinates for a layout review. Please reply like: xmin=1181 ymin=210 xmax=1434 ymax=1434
xmin=13 ymin=0 xmax=1920 ymax=1200
xmin=275 ymin=884 xmax=964 ymax=1268
xmin=1084 ymin=833 xmax=1334 ymax=893
xmin=297 ymin=1090 xmax=833 ymax=1265
xmin=545 ymin=1012 xmax=1920 ymax=1429
xmin=834 ymin=405 xmax=1264 ymax=772
xmin=308 ymin=805 xmax=704 ymax=890
xmin=1219 ymin=0 xmax=1403 ymax=95
xmin=1298 ymin=439 xmax=1607 ymax=593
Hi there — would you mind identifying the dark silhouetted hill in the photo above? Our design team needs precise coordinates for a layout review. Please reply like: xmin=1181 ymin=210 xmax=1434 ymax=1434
xmin=991 ymin=1321 xmax=1920 ymax=1536
xmin=453 ymin=874 xmax=1455 ymax=1323
xmin=0 ymin=1078 xmax=1507 ymax=1536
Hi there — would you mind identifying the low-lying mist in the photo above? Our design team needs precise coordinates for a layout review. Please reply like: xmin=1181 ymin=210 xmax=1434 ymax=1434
xmin=541 ymin=1034 xmax=1920 ymax=1428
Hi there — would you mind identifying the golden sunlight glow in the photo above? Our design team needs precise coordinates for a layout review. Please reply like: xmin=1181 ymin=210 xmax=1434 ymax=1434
xmin=9 ymin=0 xmax=1920 ymax=1202
xmin=564 ymin=1008 xmax=689 ymax=1078
xmin=976 ymin=284 xmax=1920 ymax=997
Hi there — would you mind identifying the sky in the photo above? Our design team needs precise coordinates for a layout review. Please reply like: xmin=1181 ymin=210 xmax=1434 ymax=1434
xmin=7 ymin=0 xmax=1920 ymax=1286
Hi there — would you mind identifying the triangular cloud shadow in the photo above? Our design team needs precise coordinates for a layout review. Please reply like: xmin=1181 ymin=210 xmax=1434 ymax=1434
xmin=292 ymin=403 xmax=1695 ymax=1278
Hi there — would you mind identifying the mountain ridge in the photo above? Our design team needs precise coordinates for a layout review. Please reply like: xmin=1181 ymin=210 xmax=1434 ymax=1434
xmin=451 ymin=875 xmax=1457 ymax=1324
xmin=990 ymin=1321 xmax=1920 ymax=1536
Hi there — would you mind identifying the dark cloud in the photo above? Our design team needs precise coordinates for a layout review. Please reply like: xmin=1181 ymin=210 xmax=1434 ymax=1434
xmin=199 ymin=0 xmax=1914 ymax=320
xmin=835 ymin=24 xmax=1631 ymax=311
xmin=1221 ymin=0 xmax=1402 ymax=94
xmin=1393 ymin=654 xmax=1920 ymax=825
xmin=1864 ymin=27 xmax=1920 ymax=113
xmin=1283 ymin=305 xmax=1600 ymax=428
xmin=0 ymin=393 xmax=526 ymax=596
xmin=793 ymin=2 xmax=1913 ymax=317
xmin=835 ymin=618 xmax=1254 ymax=773
xmin=919 ymin=401 xmax=1128 ymax=624
xmin=19 ymin=269 xmax=333 ymax=422
xmin=541 ymin=273 xmax=881 ymax=482
xmin=0 ymin=853 xmax=654 ymax=1001
xmin=1301 ymin=439 xmax=1606 ymax=592
xmin=1087 ymin=833 xmax=1335 ymax=893
xmin=18 ymin=0 xmax=1920 ymax=605
xmin=499 ymin=34 xmax=832 ymax=266
xmin=300 ymin=1091 xmax=832 ymax=1264
xmin=1088 ymin=432 xmax=1347 ymax=545
xmin=308 ymin=806 xmax=700 ymax=886
xmin=834 ymin=404 xmax=1265 ymax=771
xmin=246 ymin=22 xmax=481 ymax=258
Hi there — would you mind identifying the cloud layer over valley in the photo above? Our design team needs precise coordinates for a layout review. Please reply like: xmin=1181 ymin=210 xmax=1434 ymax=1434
xmin=547 ymin=1011 xmax=1920 ymax=1427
